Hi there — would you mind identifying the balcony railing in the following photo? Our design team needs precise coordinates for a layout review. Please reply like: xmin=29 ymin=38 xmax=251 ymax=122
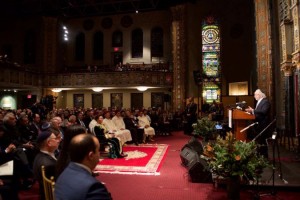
xmin=43 ymin=71 xmax=173 ymax=88
xmin=0 ymin=65 xmax=173 ymax=89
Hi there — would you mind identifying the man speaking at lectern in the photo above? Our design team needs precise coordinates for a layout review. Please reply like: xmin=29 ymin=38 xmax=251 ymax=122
xmin=245 ymin=89 xmax=271 ymax=158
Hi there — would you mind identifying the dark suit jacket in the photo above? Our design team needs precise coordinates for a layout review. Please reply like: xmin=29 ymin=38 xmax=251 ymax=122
xmin=55 ymin=162 xmax=112 ymax=200
xmin=185 ymin=103 xmax=198 ymax=125
xmin=29 ymin=122 xmax=41 ymax=140
xmin=33 ymin=151 xmax=57 ymax=200
xmin=123 ymin=116 xmax=136 ymax=130
xmin=254 ymin=98 xmax=271 ymax=131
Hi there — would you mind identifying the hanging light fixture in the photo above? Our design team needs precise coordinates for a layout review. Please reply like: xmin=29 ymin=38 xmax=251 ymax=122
xmin=137 ymin=86 xmax=148 ymax=91
xmin=52 ymin=88 xmax=62 ymax=93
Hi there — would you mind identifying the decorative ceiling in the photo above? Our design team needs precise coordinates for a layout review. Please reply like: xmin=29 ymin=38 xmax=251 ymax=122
xmin=0 ymin=0 xmax=196 ymax=18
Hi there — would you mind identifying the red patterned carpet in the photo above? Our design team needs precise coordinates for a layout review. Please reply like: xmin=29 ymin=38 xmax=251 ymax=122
xmin=18 ymin=131 xmax=300 ymax=200
xmin=95 ymin=144 xmax=169 ymax=175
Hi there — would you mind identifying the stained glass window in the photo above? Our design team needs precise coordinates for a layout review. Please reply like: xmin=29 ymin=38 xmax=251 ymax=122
xmin=202 ymin=17 xmax=221 ymax=103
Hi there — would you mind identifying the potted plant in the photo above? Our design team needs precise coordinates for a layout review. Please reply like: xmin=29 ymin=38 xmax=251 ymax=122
xmin=192 ymin=117 xmax=217 ymax=141
xmin=201 ymin=132 xmax=270 ymax=200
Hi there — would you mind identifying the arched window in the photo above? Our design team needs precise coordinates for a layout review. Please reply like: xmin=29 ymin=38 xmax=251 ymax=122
xmin=151 ymin=27 xmax=163 ymax=58
xmin=112 ymin=30 xmax=123 ymax=47
xmin=202 ymin=16 xmax=221 ymax=103
xmin=131 ymin=28 xmax=143 ymax=58
xmin=24 ymin=30 xmax=36 ymax=64
xmin=93 ymin=31 xmax=104 ymax=60
xmin=75 ymin=32 xmax=85 ymax=61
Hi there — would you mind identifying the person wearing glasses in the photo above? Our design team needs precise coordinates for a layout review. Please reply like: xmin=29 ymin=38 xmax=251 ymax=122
xmin=245 ymin=89 xmax=271 ymax=158
xmin=33 ymin=130 xmax=61 ymax=200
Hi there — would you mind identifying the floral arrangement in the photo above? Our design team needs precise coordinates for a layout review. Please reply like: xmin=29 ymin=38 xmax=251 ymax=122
xmin=192 ymin=117 xmax=217 ymax=140
xmin=201 ymin=132 xmax=269 ymax=180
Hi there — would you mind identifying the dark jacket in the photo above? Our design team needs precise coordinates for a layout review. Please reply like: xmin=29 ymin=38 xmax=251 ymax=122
xmin=254 ymin=98 xmax=271 ymax=132
xmin=33 ymin=151 xmax=57 ymax=200
xmin=55 ymin=162 xmax=112 ymax=200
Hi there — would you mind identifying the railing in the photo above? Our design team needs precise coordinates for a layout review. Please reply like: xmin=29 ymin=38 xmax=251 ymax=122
xmin=0 ymin=66 xmax=173 ymax=89
xmin=0 ymin=65 xmax=40 ymax=88
xmin=62 ymin=63 xmax=171 ymax=73
xmin=43 ymin=71 xmax=173 ymax=88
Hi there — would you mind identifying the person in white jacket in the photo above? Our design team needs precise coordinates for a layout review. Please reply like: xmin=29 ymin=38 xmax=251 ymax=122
xmin=112 ymin=110 xmax=139 ymax=145
xmin=103 ymin=111 xmax=132 ymax=146
xmin=137 ymin=110 xmax=155 ymax=142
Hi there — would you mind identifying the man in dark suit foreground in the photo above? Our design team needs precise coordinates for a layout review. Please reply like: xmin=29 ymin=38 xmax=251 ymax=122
xmin=55 ymin=134 xmax=112 ymax=200
xmin=245 ymin=89 xmax=271 ymax=158
xmin=33 ymin=130 xmax=61 ymax=200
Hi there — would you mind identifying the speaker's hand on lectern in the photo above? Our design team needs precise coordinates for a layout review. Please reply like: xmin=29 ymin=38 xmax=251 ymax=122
xmin=245 ymin=106 xmax=254 ymax=114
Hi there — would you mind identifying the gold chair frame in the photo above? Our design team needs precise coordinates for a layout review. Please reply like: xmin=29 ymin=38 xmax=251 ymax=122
xmin=41 ymin=165 xmax=55 ymax=200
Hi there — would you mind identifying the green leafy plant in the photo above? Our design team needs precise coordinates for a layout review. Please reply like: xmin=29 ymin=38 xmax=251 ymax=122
xmin=201 ymin=132 xmax=270 ymax=180
xmin=192 ymin=117 xmax=217 ymax=140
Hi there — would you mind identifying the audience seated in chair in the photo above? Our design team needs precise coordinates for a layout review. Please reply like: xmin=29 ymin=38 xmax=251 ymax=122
xmin=33 ymin=129 xmax=61 ymax=200
xmin=1 ymin=112 xmax=34 ymax=190
xmin=94 ymin=115 xmax=127 ymax=158
xmin=55 ymin=134 xmax=112 ymax=200
xmin=103 ymin=111 xmax=132 ymax=146
xmin=55 ymin=125 xmax=87 ymax=178
xmin=137 ymin=110 xmax=155 ymax=142
xmin=0 ymin=142 xmax=19 ymax=200
xmin=123 ymin=110 xmax=144 ymax=144
xmin=113 ymin=110 xmax=139 ymax=145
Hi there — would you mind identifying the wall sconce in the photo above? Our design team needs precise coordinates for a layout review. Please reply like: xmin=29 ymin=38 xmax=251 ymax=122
xmin=137 ymin=86 xmax=148 ymax=91
xmin=92 ymin=87 xmax=103 ymax=92
xmin=52 ymin=89 xmax=62 ymax=93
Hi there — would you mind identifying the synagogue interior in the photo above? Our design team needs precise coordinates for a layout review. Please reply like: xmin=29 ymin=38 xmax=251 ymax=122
xmin=0 ymin=0 xmax=300 ymax=199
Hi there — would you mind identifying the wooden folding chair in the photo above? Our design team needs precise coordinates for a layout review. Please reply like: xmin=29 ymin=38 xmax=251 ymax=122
xmin=41 ymin=165 xmax=55 ymax=200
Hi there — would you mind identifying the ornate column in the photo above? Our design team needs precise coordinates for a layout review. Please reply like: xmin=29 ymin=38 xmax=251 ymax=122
xmin=295 ymin=63 xmax=300 ymax=138
xmin=254 ymin=0 xmax=274 ymax=101
xmin=278 ymin=23 xmax=293 ymax=130
xmin=291 ymin=0 xmax=300 ymax=138
xmin=281 ymin=64 xmax=296 ymax=139
xmin=171 ymin=5 xmax=187 ymax=111
xmin=278 ymin=0 xmax=293 ymax=131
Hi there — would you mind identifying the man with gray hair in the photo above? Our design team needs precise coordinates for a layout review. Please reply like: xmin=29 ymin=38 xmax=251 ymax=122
xmin=246 ymin=89 xmax=271 ymax=158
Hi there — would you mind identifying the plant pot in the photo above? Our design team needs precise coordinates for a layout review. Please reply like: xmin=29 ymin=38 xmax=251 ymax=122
xmin=227 ymin=176 xmax=240 ymax=200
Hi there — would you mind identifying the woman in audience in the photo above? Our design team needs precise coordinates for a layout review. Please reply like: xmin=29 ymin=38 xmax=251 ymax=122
xmin=55 ymin=125 xmax=87 ymax=178
xmin=94 ymin=115 xmax=127 ymax=158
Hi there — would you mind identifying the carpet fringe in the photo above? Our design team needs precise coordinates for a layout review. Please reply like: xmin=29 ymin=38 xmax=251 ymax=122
xmin=94 ymin=170 xmax=161 ymax=176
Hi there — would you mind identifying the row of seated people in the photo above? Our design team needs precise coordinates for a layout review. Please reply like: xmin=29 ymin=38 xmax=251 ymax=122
xmin=56 ymin=107 xmax=177 ymax=140
xmin=0 ymin=112 xmax=115 ymax=200
xmin=1 ymin=106 xmax=175 ymax=200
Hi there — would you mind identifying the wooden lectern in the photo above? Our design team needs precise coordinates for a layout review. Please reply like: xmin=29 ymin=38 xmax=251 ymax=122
xmin=231 ymin=109 xmax=255 ymax=141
